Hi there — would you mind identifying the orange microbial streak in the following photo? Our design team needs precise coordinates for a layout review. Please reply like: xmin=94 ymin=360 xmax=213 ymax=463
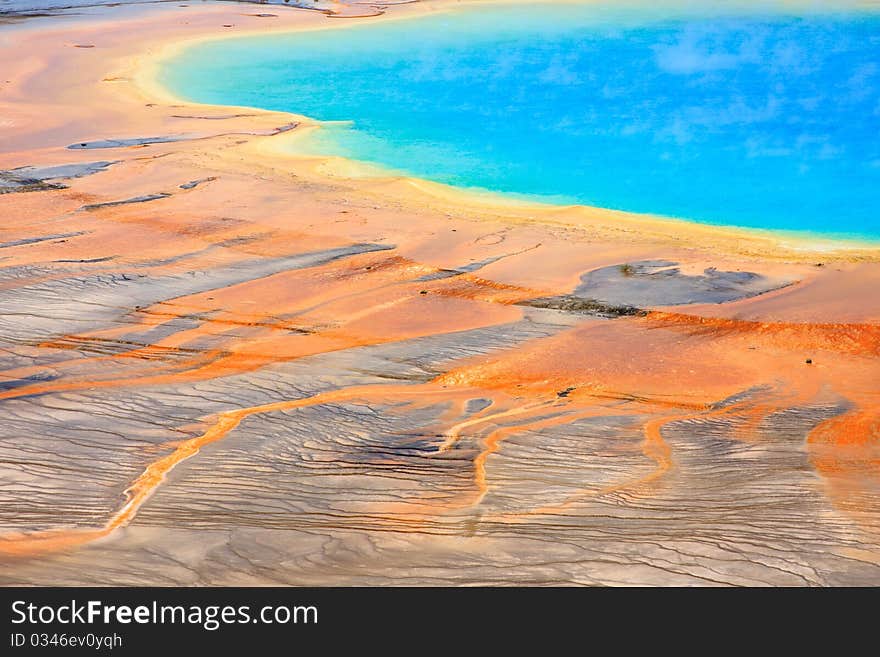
xmin=492 ymin=397 xmax=762 ymax=520
xmin=807 ymin=405 xmax=880 ymax=528
xmin=435 ymin=400 xmax=555 ymax=453
xmin=0 ymin=383 xmax=450 ymax=558
xmin=645 ymin=311 xmax=880 ymax=356
xmin=471 ymin=405 xmax=615 ymax=503
xmin=0 ymin=256 xmax=534 ymax=404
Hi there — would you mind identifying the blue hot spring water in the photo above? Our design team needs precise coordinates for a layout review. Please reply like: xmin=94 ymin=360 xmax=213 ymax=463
xmin=162 ymin=3 xmax=880 ymax=240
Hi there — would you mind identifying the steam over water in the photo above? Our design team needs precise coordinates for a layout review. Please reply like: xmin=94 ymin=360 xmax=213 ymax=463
xmin=166 ymin=4 xmax=880 ymax=239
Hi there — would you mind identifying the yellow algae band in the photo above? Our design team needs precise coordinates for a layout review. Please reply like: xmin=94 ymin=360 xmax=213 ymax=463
xmin=151 ymin=0 xmax=880 ymax=248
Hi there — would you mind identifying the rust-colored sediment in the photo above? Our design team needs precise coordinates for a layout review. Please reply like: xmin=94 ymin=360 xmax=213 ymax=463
xmin=0 ymin=1 xmax=878 ymax=584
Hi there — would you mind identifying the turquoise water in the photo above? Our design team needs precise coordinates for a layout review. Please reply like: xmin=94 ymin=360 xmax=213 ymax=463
xmin=163 ymin=3 xmax=880 ymax=239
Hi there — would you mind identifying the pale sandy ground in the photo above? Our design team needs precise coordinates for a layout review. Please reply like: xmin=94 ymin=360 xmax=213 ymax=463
xmin=0 ymin=1 xmax=878 ymax=585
